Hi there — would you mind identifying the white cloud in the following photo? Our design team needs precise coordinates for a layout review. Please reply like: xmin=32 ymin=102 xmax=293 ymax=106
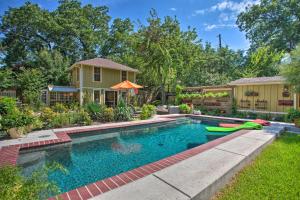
xmin=170 ymin=7 xmax=177 ymax=11
xmin=211 ymin=0 xmax=260 ymax=13
xmin=192 ymin=0 xmax=260 ymax=17
xmin=204 ymin=23 xmax=237 ymax=31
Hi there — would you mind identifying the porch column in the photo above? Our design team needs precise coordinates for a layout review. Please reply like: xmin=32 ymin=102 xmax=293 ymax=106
xmin=79 ymin=65 xmax=84 ymax=105
xmin=294 ymin=93 xmax=297 ymax=109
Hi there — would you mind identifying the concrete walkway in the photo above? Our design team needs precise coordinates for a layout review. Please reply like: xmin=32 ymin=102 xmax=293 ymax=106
xmin=90 ymin=126 xmax=283 ymax=200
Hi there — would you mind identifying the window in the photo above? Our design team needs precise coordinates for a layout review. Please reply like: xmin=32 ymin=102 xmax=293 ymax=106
xmin=94 ymin=67 xmax=101 ymax=82
xmin=121 ymin=71 xmax=127 ymax=81
xmin=76 ymin=68 xmax=80 ymax=81
xmin=94 ymin=90 xmax=100 ymax=103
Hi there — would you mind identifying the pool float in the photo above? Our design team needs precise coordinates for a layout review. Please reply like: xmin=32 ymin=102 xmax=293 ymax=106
xmin=219 ymin=119 xmax=270 ymax=128
xmin=206 ymin=121 xmax=262 ymax=132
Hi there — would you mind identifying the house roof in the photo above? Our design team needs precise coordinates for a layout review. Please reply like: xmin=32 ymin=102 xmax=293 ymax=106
xmin=71 ymin=58 xmax=139 ymax=73
xmin=228 ymin=76 xmax=286 ymax=86
xmin=48 ymin=85 xmax=79 ymax=93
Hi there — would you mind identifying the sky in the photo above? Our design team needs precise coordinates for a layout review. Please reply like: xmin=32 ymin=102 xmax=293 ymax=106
xmin=0 ymin=0 xmax=260 ymax=51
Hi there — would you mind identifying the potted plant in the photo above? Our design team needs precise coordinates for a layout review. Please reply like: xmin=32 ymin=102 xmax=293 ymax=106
xmin=286 ymin=108 xmax=300 ymax=127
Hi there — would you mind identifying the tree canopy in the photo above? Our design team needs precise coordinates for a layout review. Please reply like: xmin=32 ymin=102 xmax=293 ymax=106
xmin=1 ymin=0 xmax=299 ymax=104
xmin=237 ymin=0 xmax=300 ymax=51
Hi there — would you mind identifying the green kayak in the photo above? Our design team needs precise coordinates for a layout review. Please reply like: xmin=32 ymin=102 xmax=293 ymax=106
xmin=206 ymin=121 xmax=262 ymax=132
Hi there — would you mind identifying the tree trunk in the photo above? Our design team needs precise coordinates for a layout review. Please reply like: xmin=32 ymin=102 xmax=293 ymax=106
xmin=160 ymin=84 xmax=166 ymax=105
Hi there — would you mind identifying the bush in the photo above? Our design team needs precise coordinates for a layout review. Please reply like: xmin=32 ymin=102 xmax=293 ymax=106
xmin=114 ymin=98 xmax=133 ymax=121
xmin=0 ymin=164 xmax=63 ymax=200
xmin=52 ymin=103 xmax=68 ymax=113
xmin=84 ymin=102 xmax=105 ymax=120
xmin=0 ymin=97 xmax=34 ymax=132
xmin=140 ymin=104 xmax=156 ymax=120
xmin=178 ymin=104 xmax=192 ymax=114
xmin=0 ymin=97 xmax=18 ymax=115
xmin=102 ymin=107 xmax=114 ymax=122
xmin=286 ymin=108 xmax=300 ymax=122
xmin=71 ymin=110 xmax=92 ymax=126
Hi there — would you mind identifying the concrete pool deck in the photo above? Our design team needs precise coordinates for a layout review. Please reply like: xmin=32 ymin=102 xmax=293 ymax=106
xmin=0 ymin=114 xmax=288 ymax=200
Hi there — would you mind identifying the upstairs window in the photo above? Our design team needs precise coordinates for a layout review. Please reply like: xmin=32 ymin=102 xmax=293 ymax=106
xmin=121 ymin=71 xmax=127 ymax=81
xmin=94 ymin=67 xmax=101 ymax=82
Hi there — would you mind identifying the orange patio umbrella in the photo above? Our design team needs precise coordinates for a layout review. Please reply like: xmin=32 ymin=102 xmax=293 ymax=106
xmin=111 ymin=80 xmax=143 ymax=90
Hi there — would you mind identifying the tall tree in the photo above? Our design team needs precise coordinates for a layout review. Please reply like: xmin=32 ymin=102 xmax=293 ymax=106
xmin=281 ymin=44 xmax=300 ymax=92
xmin=53 ymin=0 xmax=110 ymax=60
xmin=240 ymin=46 xmax=284 ymax=77
xmin=237 ymin=0 xmax=300 ymax=51
xmin=0 ymin=2 xmax=57 ymax=68
xmin=32 ymin=49 xmax=71 ymax=85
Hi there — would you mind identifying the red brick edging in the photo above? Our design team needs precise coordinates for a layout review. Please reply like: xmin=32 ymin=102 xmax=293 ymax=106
xmin=0 ymin=118 xmax=249 ymax=200
xmin=50 ymin=129 xmax=249 ymax=200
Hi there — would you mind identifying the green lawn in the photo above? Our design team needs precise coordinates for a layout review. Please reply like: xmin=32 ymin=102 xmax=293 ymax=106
xmin=214 ymin=132 xmax=300 ymax=200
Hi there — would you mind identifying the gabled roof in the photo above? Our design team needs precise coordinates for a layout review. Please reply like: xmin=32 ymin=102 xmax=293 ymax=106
xmin=228 ymin=76 xmax=286 ymax=85
xmin=71 ymin=58 xmax=139 ymax=73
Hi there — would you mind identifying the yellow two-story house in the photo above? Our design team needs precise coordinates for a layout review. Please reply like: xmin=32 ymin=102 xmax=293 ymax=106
xmin=43 ymin=58 xmax=139 ymax=106
xmin=70 ymin=58 xmax=139 ymax=107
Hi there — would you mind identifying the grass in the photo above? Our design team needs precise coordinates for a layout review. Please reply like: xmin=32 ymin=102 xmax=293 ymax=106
xmin=214 ymin=132 xmax=300 ymax=200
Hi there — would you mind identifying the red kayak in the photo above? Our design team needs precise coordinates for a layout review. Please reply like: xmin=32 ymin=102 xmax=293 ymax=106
xmin=219 ymin=119 xmax=270 ymax=128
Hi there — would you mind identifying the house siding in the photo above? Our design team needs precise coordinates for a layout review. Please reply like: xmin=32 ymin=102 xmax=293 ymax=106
xmin=235 ymin=84 xmax=295 ymax=113
xmin=82 ymin=65 xmax=123 ymax=88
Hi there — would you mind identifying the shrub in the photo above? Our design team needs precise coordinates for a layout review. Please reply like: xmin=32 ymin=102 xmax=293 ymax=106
xmin=50 ymin=113 xmax=70 ymax=128
xmin=0 ymin=97 xmax=18 ymax=115
xmin=84 ymin=102 xmax=105 ymax=120
xmin=140 ymin=104 xmax=156 ymax=120
xmin=114 ymin=98 xmax=133 ymax=121
xmin=0 ymin=164 xmax=63 ymax=200
xmin=286 ymin=108 xmax=300 ymax=122
xmin=102 ymin=107 xmax=114 ymax=122
xmin=72 ymin=109 xmax=92 ymax=125
xmin=178 ymin=104 xmax=192 ymax=114
xmin=0 ymin=97 xmax=34 ymax=132
xmin=52 ymin=103 xmax=68 ymax=113
xmin=40 ymin=107 xmax=57 ymax=128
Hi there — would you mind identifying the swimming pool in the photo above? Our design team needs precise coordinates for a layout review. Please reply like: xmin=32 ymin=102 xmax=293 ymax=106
xmin=18 ymin=118 xmax=232 ymax=194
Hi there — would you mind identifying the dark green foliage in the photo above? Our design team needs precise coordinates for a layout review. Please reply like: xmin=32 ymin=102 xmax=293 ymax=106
xmin=52 ymin=103 xmax=68 ymax=113
xmin=114 ymin=98 xmax=133 ymax=121
xmin=102 ymin=107 xmax=115 ymax=122
xmin=17 ymin=69 xmax=45 ymax=107
xmin=286 ymin=108 xmax=300 ymax=122
xmin=140 ymin=104 xmax=156 ymax=120
xmin=178 ymin=104 xmax=192 ymax=114
xmin=0 ymin=97 xmax=34 ymax=131
xmin=0 ymin=69 xmax=15 ymax=90
xmin=281 ymin=45 xmax=300 ymax=92
xmin=84 ymin=102 xmax=105 ymax=120
xmin=0 ymin=163 xmax=64 ymax=200
xmin=40 ymin=107 xmax=91 ymax=128
xmin=237 ymin=0 xmax=300 ymax=51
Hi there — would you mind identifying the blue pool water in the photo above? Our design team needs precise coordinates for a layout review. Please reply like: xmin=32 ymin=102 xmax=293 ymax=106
xmin=18 ymin=118 xmax=231 ymax=193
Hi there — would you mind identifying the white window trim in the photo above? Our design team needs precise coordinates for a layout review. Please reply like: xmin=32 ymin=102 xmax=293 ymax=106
xmin=120 ymin=70 xmax=128 ymax=82
xmin=93 ymin=66 xmax=102 ymax=82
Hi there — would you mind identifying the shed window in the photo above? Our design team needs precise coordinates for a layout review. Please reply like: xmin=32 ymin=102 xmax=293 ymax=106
xmin=121 ymin=71 xmax=127 ymax=81
xmin=94 ymin=67 xmax=101 ymax=82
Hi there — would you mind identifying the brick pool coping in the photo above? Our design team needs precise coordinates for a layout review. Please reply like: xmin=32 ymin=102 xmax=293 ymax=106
xmin=49 ymin=129 xmax=249 ymax=200
xmin=0 ymin=115 xmax=250 ymax=200
xmin=0 ymin=118 xmax=177 ymax=167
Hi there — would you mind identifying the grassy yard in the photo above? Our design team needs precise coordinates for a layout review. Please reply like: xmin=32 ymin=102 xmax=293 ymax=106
xmin=214 ymin=132 xmax=300 ymax=200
